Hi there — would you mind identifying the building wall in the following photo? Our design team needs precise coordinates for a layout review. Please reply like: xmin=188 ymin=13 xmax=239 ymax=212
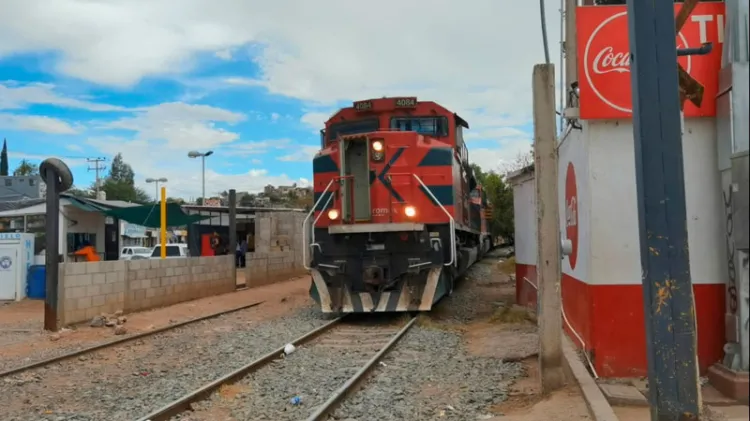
xmin=62 ymin=207 xmax=106 ymax=255
xmin=0 ymin=176 xmax=42 ymax=200
xmin=59 ymin=256 xmax=235 ymax=325
xmin=245 ymin=211 xmax=307 ymax=287
xmin=512 ymin=172 xmax=538 ymax=308
xmin=511 ymin=118 xmax=726 ymax=378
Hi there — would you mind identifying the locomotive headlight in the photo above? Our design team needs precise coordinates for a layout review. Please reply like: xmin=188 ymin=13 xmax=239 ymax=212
xmin=327 ymin=209 xmax=340 ymax=220
xmin=404 ymin=205 xmax=416 ymax=218
xmin=371 ymin=140 xmax=385 ymax=162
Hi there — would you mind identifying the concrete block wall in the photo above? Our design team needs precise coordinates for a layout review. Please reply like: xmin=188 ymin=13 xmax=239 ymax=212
xmin=246 ymin=211 xmax=307 ymax=287
xmin=59 ymin=255 xmax=235 ymax=325
xmin=244 ymin=251 xmax=306 ymax=288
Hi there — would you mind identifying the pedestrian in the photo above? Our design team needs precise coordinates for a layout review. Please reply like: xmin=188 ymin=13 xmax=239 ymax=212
xmin=240 ymin=238 xmax=248 ymax=268
xmin=235 ymin=240 xmax=242 ymax=267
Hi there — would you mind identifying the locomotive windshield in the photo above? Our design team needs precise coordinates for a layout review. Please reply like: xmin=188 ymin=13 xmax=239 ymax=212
xmin=390 ymin=116 xmax=448 ymax=137
xmin=327 ymin=118 xmax=380 ymax=140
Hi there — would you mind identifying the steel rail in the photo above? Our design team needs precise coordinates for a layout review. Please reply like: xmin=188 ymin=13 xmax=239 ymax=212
xmin=0 ymin=300 xmax=265 ymax=378
xmin=304 ymin=316 xmax=418 ymax=421
xmin=134 ymin=317 xmax=344 ymax=421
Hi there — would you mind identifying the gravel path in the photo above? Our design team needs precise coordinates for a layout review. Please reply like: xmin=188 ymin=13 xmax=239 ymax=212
xmin=179 ymin=319 xmax=407 ymax=421
xmin=0 ymin=305 xmax=330 ymax=421
xmin=332 ymin=326 xmax=522 ymax=421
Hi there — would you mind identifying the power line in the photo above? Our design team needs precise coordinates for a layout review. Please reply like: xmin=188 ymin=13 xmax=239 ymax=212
xmin=86 ymin=157 xmax=107 ymax=198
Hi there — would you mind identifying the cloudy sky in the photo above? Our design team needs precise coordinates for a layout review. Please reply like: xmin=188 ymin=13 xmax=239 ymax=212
xmin=0 ymin=0 xmax=562 ymax=200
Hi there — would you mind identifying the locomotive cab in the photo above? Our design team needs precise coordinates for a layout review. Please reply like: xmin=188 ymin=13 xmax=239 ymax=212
xmin=306 ymin=97 xmax=489 ymax=314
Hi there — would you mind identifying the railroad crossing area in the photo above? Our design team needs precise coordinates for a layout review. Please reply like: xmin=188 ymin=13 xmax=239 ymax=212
xmin=1 ymin=247 xmax=598 ymax=421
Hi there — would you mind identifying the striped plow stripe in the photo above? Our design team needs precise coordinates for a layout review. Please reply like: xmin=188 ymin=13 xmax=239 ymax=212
xmin=310 ymin=268 xmax=442 ymax=313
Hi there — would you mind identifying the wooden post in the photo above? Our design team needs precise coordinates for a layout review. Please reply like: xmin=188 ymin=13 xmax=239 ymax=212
xmin=533 ymin=63 xmax=565 ymax=393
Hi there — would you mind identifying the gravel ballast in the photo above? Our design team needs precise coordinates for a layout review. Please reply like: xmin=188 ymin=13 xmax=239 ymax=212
xmin=0 ymin=305 xmax=330 ymax=421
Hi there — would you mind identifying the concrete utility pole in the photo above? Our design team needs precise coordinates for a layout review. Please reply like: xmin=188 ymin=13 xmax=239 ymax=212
xmin=532 ymin=63 xmax=565 ymax=393
xmin=564 ymin=0 xmax=578 ymax=95
xmin=86 ymin=157 xmax=106 ymax=197
xmin=626 ymin=0 xmax=704 ymax=419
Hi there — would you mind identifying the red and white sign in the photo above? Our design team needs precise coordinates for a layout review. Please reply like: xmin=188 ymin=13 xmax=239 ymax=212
xmin=577 ymin=3 xmax=725 ymax=120
xmin=565 ymin=162 xmax=579 ymax=271
xmin=203 ymin=198 xmax=221 ymax=207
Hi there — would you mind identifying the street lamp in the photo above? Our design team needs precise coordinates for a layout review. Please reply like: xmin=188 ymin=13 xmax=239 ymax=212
xmin=187 ymin=150 xmax=214 ymax=203
xmin=145 ymin=177 xmax=168 ymax=202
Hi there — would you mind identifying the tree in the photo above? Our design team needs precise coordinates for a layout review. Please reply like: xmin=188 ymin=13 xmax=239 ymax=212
xmin=109 ymin=153 xmax=135 ymax=185
xmin=472 ymin=163 xmax=515 ymax=243
xmin=66 ymin=186 xmax=95 ymax=198
xmin=166 ymin=197 xmax=185 ymax=204
xmin=0 ymin=139 xmax=8 ymax=176
xmin=499 ymin=147 xmax=534 ymax=175
xmin=89 ymin=153 xmax=149 ymax=203
xmin=12 ymin=159 xmax=39 ymax=176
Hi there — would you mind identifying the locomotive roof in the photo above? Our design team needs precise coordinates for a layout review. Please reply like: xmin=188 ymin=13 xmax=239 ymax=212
xmin=325 ymin=97 xmax=469 ymax=129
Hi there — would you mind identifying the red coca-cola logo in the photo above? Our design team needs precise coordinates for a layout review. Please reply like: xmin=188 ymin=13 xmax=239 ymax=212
xmin=583 ymin=11 xmax=692 ymax=114
xmin=565 ymin=162 xmax=578 ymax=271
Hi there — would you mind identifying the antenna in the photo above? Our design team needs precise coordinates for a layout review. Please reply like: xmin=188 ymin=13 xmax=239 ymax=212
xmin=86 ymin=157 xmax=107 ymax=198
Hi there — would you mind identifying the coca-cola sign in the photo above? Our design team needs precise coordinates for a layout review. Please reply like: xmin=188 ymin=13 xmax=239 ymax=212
xmin=576 ymin=3 xmax=725 ymax=120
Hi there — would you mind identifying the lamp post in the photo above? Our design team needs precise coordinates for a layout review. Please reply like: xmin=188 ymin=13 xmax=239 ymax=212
xmin=145 ymin=177 xmax=168 ymax=202
xmin=187 ymin=150 xmax=214 ymax=203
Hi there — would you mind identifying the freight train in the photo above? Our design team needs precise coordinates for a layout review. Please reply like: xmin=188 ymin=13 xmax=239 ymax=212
xmin=303 ymin=97 xmax=491 ymax=314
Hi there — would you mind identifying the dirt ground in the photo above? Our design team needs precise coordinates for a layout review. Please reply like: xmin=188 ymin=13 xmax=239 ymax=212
xmin=0 ymin=275 xmax=313 ymax=363
xmin=450 ymin=258 xmax=594 ymax=421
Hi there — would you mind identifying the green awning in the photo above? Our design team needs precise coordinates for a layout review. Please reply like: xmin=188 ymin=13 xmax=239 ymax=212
xmin=66 ymin=197 xmax=109 ymax=212
xmin=102 ymin=203 xmax=210 ymax=228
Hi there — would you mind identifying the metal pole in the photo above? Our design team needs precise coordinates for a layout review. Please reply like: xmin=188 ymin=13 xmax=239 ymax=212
xmin=626 ymin=0 xmax=701 ymax=419
xmin=533 ymin=63 xmax=565 ymax=393
xmin=160 ymin=186 xmax=167 ymax=258
xmin=228 ymin=189 xmax=237 ymax=280
xmin=44 ymin=172 xmax=59 ymax=332
xmin=201 ymin=155 xmax=206 ymax=202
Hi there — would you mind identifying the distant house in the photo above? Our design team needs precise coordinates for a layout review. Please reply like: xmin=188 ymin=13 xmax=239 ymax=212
xmin=0 ymin=175 xmax=44 ymax=202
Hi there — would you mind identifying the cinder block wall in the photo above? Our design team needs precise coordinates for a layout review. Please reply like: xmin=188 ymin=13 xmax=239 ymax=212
xmin=245 ymin=211 xmax=307 ymax=287
xmin=60 ymin=256 xmax=234 ymax=325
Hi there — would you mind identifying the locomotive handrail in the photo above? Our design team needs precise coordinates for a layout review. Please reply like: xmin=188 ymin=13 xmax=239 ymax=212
xmin=412 ymin=174 xmax=456 ymax=267
xmin=303 ymin=179 xmax=335 ymax=270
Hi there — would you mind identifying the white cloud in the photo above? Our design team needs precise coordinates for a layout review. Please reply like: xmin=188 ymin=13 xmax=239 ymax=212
xmin=0 ymin=0 xmax=563 ymax=193
xmin=100 ymin=102 xmax=245 ymax=150
xmin=0 ymin=82 xmax=126 ymax=112
xmin=0 ymin=113 xmax=80 ymax=134
xmin=223 ymin=138 xmax=291 ymax=156
xmin=66 ymin=144 xmax=84 ymax=152
xmin=278 ymin=145 xmax=319 ymax=162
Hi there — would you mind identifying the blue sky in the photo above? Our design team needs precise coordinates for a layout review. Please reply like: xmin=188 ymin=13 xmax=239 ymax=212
xmin=0 ymin=0 xmax=558 ymax=200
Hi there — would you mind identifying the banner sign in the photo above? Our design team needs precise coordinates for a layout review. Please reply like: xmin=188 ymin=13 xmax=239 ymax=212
xmin=576 ymin=3 xmax=725 ymax=119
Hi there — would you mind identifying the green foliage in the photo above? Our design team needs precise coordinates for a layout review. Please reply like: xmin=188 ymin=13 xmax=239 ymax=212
xmin=108 ymin=153 xmax=135 ymax=184
xmin=12 ymin=159 xmax=39 ymax=176
xmin=0 ymin=139 xmax=7 ymax=176
xmin=472 ymin=163 xmax=515 ymax=243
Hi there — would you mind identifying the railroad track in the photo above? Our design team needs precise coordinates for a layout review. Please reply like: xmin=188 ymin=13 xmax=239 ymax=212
xmin=137 ymin=315 xmax=417 ymax=421
xmin=0 ymin=300 xmax=264 ymax=379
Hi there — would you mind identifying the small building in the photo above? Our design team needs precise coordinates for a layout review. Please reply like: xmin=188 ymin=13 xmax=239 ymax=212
xmin=0 ymin=194 xmax=138 ymax=261
xmin=0 ymin=175 xmax=44 ymax=201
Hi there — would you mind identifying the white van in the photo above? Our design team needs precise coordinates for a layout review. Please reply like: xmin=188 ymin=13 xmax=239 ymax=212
xmin=120 ymin=246 xmax=153 ymax=260
xmin=149 ymin=243 xmax=190 ymax=259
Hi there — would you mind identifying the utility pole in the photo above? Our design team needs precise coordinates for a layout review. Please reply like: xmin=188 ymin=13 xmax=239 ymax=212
xmin=564 ymin=0 xmax=578 ymax=97
xmin=626 ymin=0 xmax=704 ymax=419
xmin=86 ymin=157 xmax=107 ymax=197
xmin=533 ymin=63 xmax=565 ymax=393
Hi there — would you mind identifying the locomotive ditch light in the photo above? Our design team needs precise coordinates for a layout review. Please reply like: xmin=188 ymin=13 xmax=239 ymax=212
xmin=404 ymin=205 xmax=416 ymax=218
xmin=327 ymin=209 xmax=340 ymax=220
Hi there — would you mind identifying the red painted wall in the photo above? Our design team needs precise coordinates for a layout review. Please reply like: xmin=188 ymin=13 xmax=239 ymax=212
xmin=516 ymin=263 xmax=726 ymax=377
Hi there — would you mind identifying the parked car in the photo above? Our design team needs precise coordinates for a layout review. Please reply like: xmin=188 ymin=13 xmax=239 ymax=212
xmin=149 ymin=243 xmax=190 ymax=259
xmin=119 ymin=246 xmax=153 ymax=260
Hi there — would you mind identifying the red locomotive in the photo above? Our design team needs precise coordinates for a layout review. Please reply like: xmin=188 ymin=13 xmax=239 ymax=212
xmin=304 ymin=97 xmax=491 ymax=313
